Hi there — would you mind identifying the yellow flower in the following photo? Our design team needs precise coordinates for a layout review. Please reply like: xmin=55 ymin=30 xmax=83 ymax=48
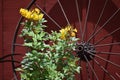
xmin=60 ymin=25 xmax=77 ymax=40
xmin=71 ymin=32 xmax=76 ymax=37
xmin=65 ymin=26 xmax=71 ymax=31
xmin=60 ymin=29 xmax=67 ymax=40
xmin=31 ymin=13 xmax=39 ymax=20
xmin=34 ymin=8 xmax=40 ymax=14
xmin=38 ymin=13 xmax=44 ymax=20
xmin=19 ymin=8 xmax=44 ymax=21
xmin=73 ymin=28 xmax=77 ymax=32
xmin=20 ymin=8 xmax=28 ymax=17
xmin=25 ymin=11 xmax=32 ymax=19
xmin=70 ymin=28 xmax=77 ymax=37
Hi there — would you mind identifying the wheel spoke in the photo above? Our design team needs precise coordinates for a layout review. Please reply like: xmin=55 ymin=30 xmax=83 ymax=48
xmin=87 ymin=8 xmax=120 ymax=42
xmin=116 ymin=73 xmax=120 ymax=78
xmin=94 ymin=27 xmax=120 ymax=45
xmin=82 ymin=0 xmax=91 ymax=41
xmin=0 ymin=60 xmax=20 ymax=63
xmin=87 ymin=51 xmax=120 ymax=68
xmin=0 ymin=54 xmax=21 ymax=60
xmin=79 ymin=60 xmax=83 ymax=80
xmin=75 ymin=0 xmax=82 ymax=38
xmin=14 ymin=43 xmax=24 ymax=47
xmin=95 ymin=42 xmax=120 ymax=47
xmin=103 ymin=40 xmax=113 ymax=80
xmin=86 ymin=63 xmax=91 ymax=80
xmin=92 ymin=37 xmax=95 ymax=80
xmin=35 ymin=3 xmax=61 ymax=29
xmin=92 ymin=57 xmax=116 ymax=80
xmin=94 ymin=51 xmax=120 ymax=55
xmin=83 ymin=55 xmax=99 ymax=80
xmin=92 ymin=60 xmax=95 ymax=80
xmin=87 ymin=0 xmax=108 ymax=42
xmin=57 ymin=0 xmax=70 ymax=25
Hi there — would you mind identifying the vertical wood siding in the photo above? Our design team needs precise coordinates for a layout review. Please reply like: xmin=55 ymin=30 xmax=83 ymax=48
xmin=0 ymin=0 xmax=120 ymax=80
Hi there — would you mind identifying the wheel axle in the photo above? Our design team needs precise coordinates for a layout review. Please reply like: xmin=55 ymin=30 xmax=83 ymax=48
xmin=76 ymin=42 xmax=96 ymax=62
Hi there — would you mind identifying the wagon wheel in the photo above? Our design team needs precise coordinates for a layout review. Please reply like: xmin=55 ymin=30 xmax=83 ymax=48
xmin=11 ymin=0 xmax=120 ymax=80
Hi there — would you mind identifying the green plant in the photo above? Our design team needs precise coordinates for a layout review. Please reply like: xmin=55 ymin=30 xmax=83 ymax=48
xmin=17 ymin=8 xmax=80 ymax=80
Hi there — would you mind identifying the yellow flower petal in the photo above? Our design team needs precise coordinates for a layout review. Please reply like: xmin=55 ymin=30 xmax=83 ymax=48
xmin=38 ymin=13 xmax=44 ymax=20
xmin=26 ymin=11 xmax=32 ymax=19
xmin=66 ymin=26 xmax=71 ymax=31
xmin=73 ymin=28 xmax=77 ymax=32
xmin=71 ymin=32 xmax=76 ymax=37
xmin=20 ymin=8 xmax=28 ymax=17
xmin=59 ymin=25 xmax=78 ymax=40
xmin=34 ymin=8 xmax=40 ymax=14
xmin=32 ymin=13 xmax=39 ymax=20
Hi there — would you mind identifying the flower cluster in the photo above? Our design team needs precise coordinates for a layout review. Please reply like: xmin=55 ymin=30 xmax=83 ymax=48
xmin=60 ymin=25 xmax=77 ymax=40
xmin=20 ymin=8 xmax=44 ymax=20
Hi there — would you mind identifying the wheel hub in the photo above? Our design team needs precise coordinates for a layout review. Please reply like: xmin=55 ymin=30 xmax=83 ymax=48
xmin=76 ymin=42 xmax=96 ymax=62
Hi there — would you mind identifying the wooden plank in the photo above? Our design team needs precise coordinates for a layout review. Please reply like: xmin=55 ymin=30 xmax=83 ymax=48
xmin=0 ymin=0 xmax=4 ymax=80
xmin=0 ymin=0 xmax=3 ymax=54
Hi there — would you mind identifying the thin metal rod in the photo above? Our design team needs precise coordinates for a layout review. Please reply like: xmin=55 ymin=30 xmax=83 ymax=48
xmin=11 ymin=74 xmax=20 ymax=80
xmin=84 ymin=55 xmax=99 ymax=80
xmin=95 ymin=42 xmax=120 ymax=47
xmin=92 ymin=60 xmax=95 ymax=80
xmin=87 ymin=8 xmax=120 ymax=42
xmin=87 ymin=0 xmax=108 ymax=42
xmin=92 ymin=57 xmax=116 ymax=80
xmin=94 ymin=51 xmax=120 ymax=55
xmin=79 ymin=60 xmax=83 ymax=80
xmin=82 ymin=0 xmax=91 ymax=41
xmin=86 ymin=63 xmax=91 ymax=80
xmin=87 ymin=51 xmax=120 ymax=68
xmin=103 ymin=39 xmax=113 ymax=80
xmin=116 ymin=73 xmax=120 ymax=78
xmin=0 ymin=54 xmax=21 ymax=60
xmin=75 ymin=0 xmax=82 ymax=38
xmin=91 ymin=30 xmax=95 ymax=80
xmin=57 ymin=0 xmax=70 ymax=25
xmin=95 ymin=27 xmax=120 ymax=45
xmin=14 ymin=43 xmax=24 ymax=46
xmin=35 ymin=3 xmax=61 ymax=29
xmin=0 ymin=60 xmax=20 ymax=63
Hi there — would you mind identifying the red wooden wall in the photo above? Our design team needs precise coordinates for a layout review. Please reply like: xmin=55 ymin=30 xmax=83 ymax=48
xmin=0 ymin=0 xmax=120 ymax=80
xmin=0 ymin=0 xmax=31 ymax=80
